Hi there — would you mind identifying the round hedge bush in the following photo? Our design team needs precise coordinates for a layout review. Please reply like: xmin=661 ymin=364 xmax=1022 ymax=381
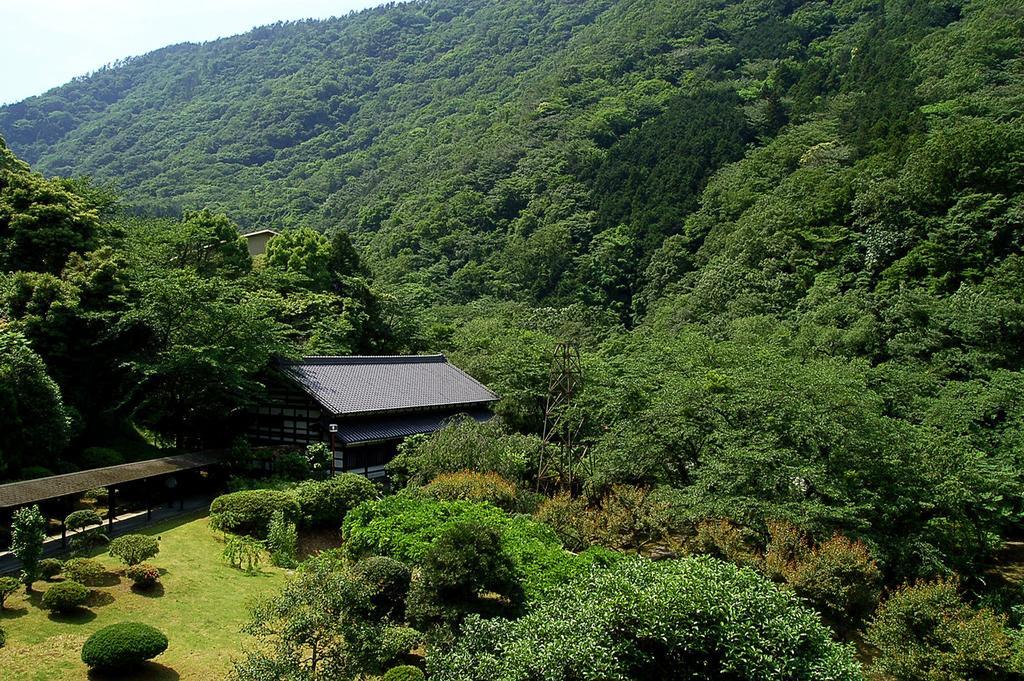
xmin=383 ymin=665 xmax=425 ymax=681
xmin=352 ymin=556 xmax=412 ymax=619
xmin=126 ymin=563 xmax=160 ymax=589
xmin=109 ymin=534 xmax=160 ymax=566
xmin=63 ymin=557 xmax=106 ymax=586
xmin=81 ymin=622 xmax=168 ymax=670
xmin=294 ymin=473 xmax=378 ymax=528
xmin=39 ymin=558 xmax=63 ymax=581
xmin=41 ymin=580 xmax=89 ymax=613
xmin=210 ymin=489 xmax=300 ymax=538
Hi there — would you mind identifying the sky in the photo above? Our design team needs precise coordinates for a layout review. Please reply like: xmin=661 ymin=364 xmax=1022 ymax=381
xmin=0 ymin=0 xmax=386 ymax=105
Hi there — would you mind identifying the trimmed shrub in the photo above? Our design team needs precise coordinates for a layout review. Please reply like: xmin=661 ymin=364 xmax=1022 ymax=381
xmin=352 ymin=556 xmax=412 ymax=620
xmin=41 ymin=580 xmax=89 ymax=613
xmin=384 ymin=664 xmax=425 ymax=681
xmin=294 ymin=473 xmax=378 ymax=528
xmin=80 ymin=447 xmax=125 ymax=469
xmin=126 ymin=563 xmax=160 ymax=589
xmin=422 ymin=471 xmax=518 ymax=511
xmin=423 ymin=520 xmax=517 ymax=600
xmin=81 ymin=622 xmax=168 ymax=670
xmin=0 ymin=576 xmax=20 ymax=608
xmin=210 ymin=489 xmax=300 ymax=538
xmin=429 ymin=557 xmax=863 ymax=680
xmin=39 ymin=558 xmax=63 ymax=581
xmin=65 ymin=508 xmax=103 ymax=531
xmin=867 ymin=580 xmax=1018 ymax=680
xmin=63 ymin=557 xmax=106 ymax=586
xmin=109 ymin=534 xmax=160 ymax=567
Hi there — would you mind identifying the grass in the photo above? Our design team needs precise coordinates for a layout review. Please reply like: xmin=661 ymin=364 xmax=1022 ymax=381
xmin=0 ymin=512 xmax=289 ymax=680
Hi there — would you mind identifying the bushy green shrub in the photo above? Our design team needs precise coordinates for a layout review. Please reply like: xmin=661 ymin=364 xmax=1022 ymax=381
xmin=126 ymin=563 xmax=160 ymax=589
xmin=428 ymin=557 xmax=863 ymax=680
xmin=266 ymin=510 xmax=298 ymax=568
xmin=423 ymin=520 xmax=518 ymax=600
xmin=209 ymin=489 xmax=300 ymax=537
xmin=352 ymin=556 xmax=412 ymax=620
xmin=64 ymin=509 xmax=103 ymax=532
xmin=583 ymin=485 xmax=679 ymax=552
xmin=41 ymin=580 xmax=89 ymax=613
xmin=534 ymin=493 xmax=590 ymax=551
xmin=867 ymin=580 xmax=1019 ymax=680
xmin=38 ymin=558 xmax=63 ymax=581
xmin=0 ymin=576 xmax=20 ymax=608
xmin=223 ymin=534 xmax=264 ymax=571
xmin=65 ymin=508 xmax=108 ymax=555
xmin=62 ymin=557 xmax=106 ymax=586
xmin=688 ymin=518 xmax=760 ymax=567
xmin=383 ymin=664 xmax=425 ymax=681
xmin=422 ymin=470 xmax=518 ymax=511
xmin=385 ymin=418 xmax=535 ymax=487
xmin=80 ymin=447 xmax=124 ymax=469
xmin=109 ymin=534 xmax=159 ymax=566
xmin=81 ymin=622 xmax=168 ymax=670
xmin=295 ymin=473 xmax=378 ymax=528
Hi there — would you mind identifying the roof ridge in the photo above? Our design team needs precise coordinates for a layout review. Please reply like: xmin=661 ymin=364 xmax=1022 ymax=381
xmin=294 ymin=354 xmax=448 ymax=366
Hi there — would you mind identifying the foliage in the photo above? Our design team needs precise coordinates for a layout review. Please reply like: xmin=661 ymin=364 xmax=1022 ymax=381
xmin=304 ymin=441 xmax=332 ymax=475
xmin=351 ymin=556 xmax=412 ymax=621
xmin=38 ymin=558 xmax=63 ymax=581
xmin=867 ymin=580 xmax=1020 ymax=681
xmin=383 ymin=665 xmax=425 ymax=681
xmin=126 ymin=563 xmax=161 ymax=589
xmin=429 ymin=556 xmax=862 ymax=680
xmin=294 ymin=473 xmax=378 ymax=529
xmin=108 ymin=533 xmax=159 ymax=566
xmin=534 ymin=493 xmax=591 ymax=552
xmin=688 ymin=519 xmax=760 ymax=568
xmin=210 ymin=489 xmax=300 ymax=538
xmin=10 ymin=505 xmax=46 ymax=589
xmin=81 ymin=622 xmax=169 ymax=670
xmin=65 ymin=509 xmax=107 ymax=556
xmin=62 ymin=557 xmax=107 ymax=586
xmin=421 ymin=470 xmax=518 ymax=511
xmin=0 ymin=576 xmax=19 ymax=608
xmin=421 ymin=520 xmax=518 ymax=602
xmin=266 ymin=510 xmax=298 ymax=569
xmin=387 ymin=417 xmax=535 ymax=488
xmin=0 ymin=327 xmax=69 ymax=477
xmin=222 ymin=534 xmax=265 ymax=572
xmin=80 ymin=446 xmax=124 ymax=468
xmin=41 ymin=580 xmax=89 ymax=613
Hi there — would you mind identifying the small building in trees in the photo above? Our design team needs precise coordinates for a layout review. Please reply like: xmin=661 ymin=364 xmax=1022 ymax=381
xmin=243 ymin=229 xmax=279 ymax=256
xmin=247 ymin=355 xmax=499 ymax=478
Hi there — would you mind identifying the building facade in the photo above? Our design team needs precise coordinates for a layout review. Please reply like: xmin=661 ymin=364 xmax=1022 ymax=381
xmin=246 ymin=355 xmax=498 ymax=478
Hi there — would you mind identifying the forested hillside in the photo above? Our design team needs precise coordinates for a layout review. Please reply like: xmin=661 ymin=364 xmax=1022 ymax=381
xmin=3 ymin=0 xmax=1024 ymax=677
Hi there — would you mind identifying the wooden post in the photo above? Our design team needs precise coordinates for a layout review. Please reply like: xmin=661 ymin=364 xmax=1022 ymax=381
xmin=107 ymin=486 xmax=115 ymax=532
xmin=60 ymin=497 xmax=67 ymax=548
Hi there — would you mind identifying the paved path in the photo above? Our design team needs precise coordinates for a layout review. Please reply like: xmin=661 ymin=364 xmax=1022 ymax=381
xmin=0 ymin=495 xmax=212 ymax=575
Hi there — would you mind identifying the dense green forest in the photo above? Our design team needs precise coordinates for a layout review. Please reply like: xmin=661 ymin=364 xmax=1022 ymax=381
xmin=3 ymin=0 xmax=1024 ymax=677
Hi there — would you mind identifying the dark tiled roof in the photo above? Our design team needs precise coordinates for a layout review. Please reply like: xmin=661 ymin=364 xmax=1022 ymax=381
xmin=281 ymin=355 xmax=499 ymax=416
xmin=338 ymin=410 xmax=493 ymax=445
xmin=0 ymin=452 xmax=222 ymax=509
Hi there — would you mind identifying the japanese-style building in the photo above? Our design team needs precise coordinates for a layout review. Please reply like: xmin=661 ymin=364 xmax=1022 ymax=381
xmin=246 ymin=355 xmax=499 ymax=478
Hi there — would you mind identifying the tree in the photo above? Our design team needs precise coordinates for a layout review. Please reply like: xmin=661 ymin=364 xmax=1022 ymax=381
xmin=0 ymin=326 xmax=70 ymax=477
xmin=10 ymin=505 xmax=46 ymax=591
xmin=65 ymin=509 xmax=107 ymax=556
xmin=265 ymin=228 xmax=332 ymax=290
xmin=108 ymin=534 xmax=159 ymax=567
xmin=174 ymin=209 xmax=251 ymax=276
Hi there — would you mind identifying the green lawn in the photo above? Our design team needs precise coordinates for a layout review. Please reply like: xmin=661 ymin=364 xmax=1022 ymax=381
xmin=0 ymin=512 xmax=289 ymax=680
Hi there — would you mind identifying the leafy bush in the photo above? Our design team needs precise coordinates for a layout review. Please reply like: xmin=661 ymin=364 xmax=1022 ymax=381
xmin=0 ymin=576 xmax=20 ymax=608
xmin=423 ymin=520 xmax=518 ymax=601
xmin=688 ymin=518 xmax=759 ymax=567
xmin=428 ymin=557 xmax=862 ymax=680
xmin=109 ymin=533 xmax=160 ymax=566
xmin=38 ymin=558 xmax=63 ymax=581
xmin=386 ymin=418 xmax=536 ymax=487
xmin=126 ymin=563 xmax=160 ymax=589
xmin=11 ymin=505 xmax=46 ymax=588
xmin=534 ymin=493 xmax=590 ymax=551
xmin=352 ymin=556 xmax=412 ymax=620
xmin=583 ymin=485 xmax=680 ymax=552
xmin=784 ymin=534 xmax=881 ymax=629
xmin=266 ymin=510 xmax=298 ymax=568
xmin=80 ymin=447 xmax=124 ymax=469
xmin=422 ymin=471 xmax=518 ymax=511
xmin=209 ymin=489 xmax=300 ymax=537
xmin=294 ymin=473 xmax=378 ymax=528
xmin=64 ymin=509 xmax=103 ymax=531
xmin=867 ymin=580 xmax=1019 ymax=681
xmin=41 ymin=580 xmax=89 ymax=613
xmin=65 ymin=509 xmax=108 ymax=555
xmin=383 ymin=664 xmax=425 ymax=681
xmin=81 ymin=622 xmax=168 ymax=670
xmin=223 ymin=534 xmax=264 ymax=571
xmin=62 ymin=557 xmax=106 ymax=586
